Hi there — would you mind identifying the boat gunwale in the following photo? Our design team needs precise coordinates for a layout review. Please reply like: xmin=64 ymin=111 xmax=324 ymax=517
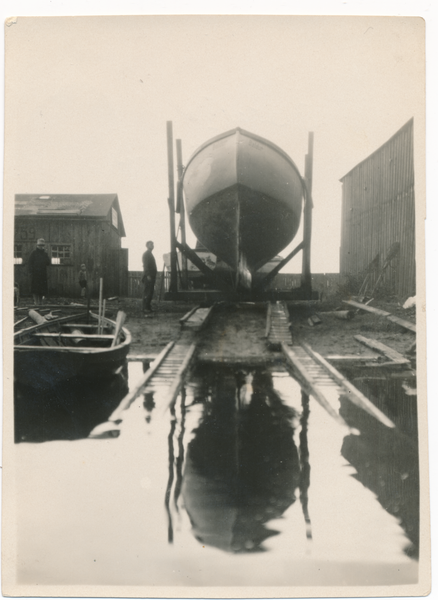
xmin=14 ymin=312 xmax=132 ymax=354
xmin=182 ymin=127 xmax=305 ymax=189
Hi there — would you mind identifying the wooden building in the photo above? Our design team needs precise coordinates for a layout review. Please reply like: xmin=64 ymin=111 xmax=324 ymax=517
xmin=14 ymin=194 xmax=128 ymax=298
xmin=339 ymin=119 xmax=415 ymax=299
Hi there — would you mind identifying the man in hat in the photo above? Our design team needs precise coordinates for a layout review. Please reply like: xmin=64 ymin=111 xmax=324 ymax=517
xmin=28 ymin=238 xmax=51 ymax=305
xmin=142 ymin=240 xmax=157 ymax=314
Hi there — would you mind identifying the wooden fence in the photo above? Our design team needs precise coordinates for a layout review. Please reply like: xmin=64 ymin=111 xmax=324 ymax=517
xmin=127 ymin=271 xmax=346 ymax=300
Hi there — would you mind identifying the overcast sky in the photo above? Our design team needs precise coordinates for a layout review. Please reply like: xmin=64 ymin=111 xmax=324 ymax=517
xmin=5 ymin=14 xmax=425 ymax=273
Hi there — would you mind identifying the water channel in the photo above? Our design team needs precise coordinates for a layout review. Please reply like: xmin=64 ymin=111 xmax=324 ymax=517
xmin=14 ymin=360 xmax=419 ymax=587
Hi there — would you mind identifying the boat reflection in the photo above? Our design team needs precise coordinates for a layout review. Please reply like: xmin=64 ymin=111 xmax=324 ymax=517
xmin=14 ymin=365 xmax=129 ymax=443
xmin=179 ymin=368 xmax=306 ymax=553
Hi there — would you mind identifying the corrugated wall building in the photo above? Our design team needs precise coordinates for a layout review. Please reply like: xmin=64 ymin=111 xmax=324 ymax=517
xmin=339 ymin=118 xmax=415 ymax=299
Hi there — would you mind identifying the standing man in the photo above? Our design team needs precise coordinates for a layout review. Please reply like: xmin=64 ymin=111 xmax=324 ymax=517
xmin=28 ymin=238 xmax=51 ymax=305
xmin=142 ymin=240 xmax=157 ymax=314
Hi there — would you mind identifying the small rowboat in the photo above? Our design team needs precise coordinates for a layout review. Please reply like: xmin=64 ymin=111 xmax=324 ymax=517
xmin=182 ymin=128 xmax=305 ymax=288
xmin=14 ymin=311 xmax=131 ymax=389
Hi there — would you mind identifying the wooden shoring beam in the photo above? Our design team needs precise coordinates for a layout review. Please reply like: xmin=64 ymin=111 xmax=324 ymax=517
xmin=254 ymin=241 xmax=304 ymax=291
xmin=176 ymin=241 xmax=234 ymax=292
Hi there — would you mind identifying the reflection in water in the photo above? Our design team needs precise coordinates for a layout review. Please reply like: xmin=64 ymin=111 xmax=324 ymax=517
xmin=299 ymin=391 xmax=312 ymax=541
xmin=143 ymin=391 xmax=156 ymax=423
xmin=165 ymin=402 xmax=177 ymax=543
xmin=178 ymin=368 xmax=304 ymax=553
xmin=339 ymin=374 xmax=419 ymax=557
xmin=14 ymin=365 xmax=129 ymax=443
xmin=14 ymin=359 xmax=420 ymax=586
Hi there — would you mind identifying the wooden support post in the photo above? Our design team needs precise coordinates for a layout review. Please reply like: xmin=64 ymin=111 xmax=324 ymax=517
xmin=167 ymin=121 xmax=178 ymax=293
xmin=301 ymin=132 xmax=314 ymax=294
xmin=176 ymin=139 xmax=188 ymax=289
xmin=98 ymin=278 xmax=103 ymax=334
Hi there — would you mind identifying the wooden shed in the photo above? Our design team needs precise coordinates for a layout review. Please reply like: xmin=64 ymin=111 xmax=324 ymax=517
xmin=339 ymin=119 xmax=415 ymax=299
xmin=14 ymin=194 xmax=128 ymax=298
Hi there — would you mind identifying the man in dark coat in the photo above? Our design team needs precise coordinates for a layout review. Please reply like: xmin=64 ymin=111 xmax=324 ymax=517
xmin=28 ymin=238 xmax=51 ymax=305
xmin=142 ymin=240 xmax=157 ymax=314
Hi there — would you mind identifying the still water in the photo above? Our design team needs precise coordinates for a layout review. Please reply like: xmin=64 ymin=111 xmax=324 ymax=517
xmin=14 ymin=361 xmax=419 ymax=587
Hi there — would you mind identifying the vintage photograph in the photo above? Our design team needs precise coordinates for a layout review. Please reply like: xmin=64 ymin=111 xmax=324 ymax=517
xmin=3 ymin=12 xmax=429 ymax=597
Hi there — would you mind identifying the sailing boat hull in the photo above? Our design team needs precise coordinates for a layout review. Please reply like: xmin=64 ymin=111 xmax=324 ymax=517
xmin=183 ymin=128 xmax=304 ymax=282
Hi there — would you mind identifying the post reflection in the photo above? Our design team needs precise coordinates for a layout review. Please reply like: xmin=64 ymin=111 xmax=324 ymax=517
xmin=174 ymin=367 xmax=308 ymax=553
xmin=299 ymin=390 xmax=312 ymax=541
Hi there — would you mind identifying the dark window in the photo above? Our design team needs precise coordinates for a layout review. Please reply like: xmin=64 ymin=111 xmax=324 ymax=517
xmin=14 ymin=244 xmax=23 ymax=264
xmin=51 ymin=244 xmax=72 ymax=265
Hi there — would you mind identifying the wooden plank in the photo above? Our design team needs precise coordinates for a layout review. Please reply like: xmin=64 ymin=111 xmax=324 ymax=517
xmin=324 ymin=354 xmax=377 ymax=362
xmin=387 ymin=315 xmax=416 ymax=333
xmin=182 ymin=306 xmax=214 ymax=331
xmin=264 ymin=302 xmax=272 ymax=338
xmin=281 ymin=343 xmax=348 ymax=428
xmin=14 ymin=316 xmax=29 ymax=327
xmin=61 ymin=323 xmax=111 ymax=330
xmin=111 ymin=311 xmax=126 ymax=347
xmin=163 ymin=342 xmax=198 ymax=410
xmin=108 ymin=341 xmax=176 ymax=423
xmin=354 ymin=334 xmax=410 ymax=364
xmin=34 ymin=333 xmax=114 ymax=340
xmin=126 ymin=354 xmax=156 ymax=362
xmin=324 ymin=354 xmax=379 ymax=368
xmin=342 ymin=299 xmax=390 ymax=316
xmin=301 ymin=343 xmax=395 ymax=428
xmin=179 ymin=305 xmax=200 ymax=325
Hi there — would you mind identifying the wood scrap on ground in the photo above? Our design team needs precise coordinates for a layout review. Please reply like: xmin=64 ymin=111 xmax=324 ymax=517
xmin=387 ymin=315 xmax=416 ymax=333
xmin=342 ymin=299 xmax=391 ymax=316
xmin=354 ymin=334 xmax=410 ymax=366
xmin=308 ymin=314 xmax=322 ymax=326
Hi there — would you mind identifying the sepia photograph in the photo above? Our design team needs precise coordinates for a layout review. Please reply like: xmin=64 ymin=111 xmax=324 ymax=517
xmin=2 ymin=5 xmax=432 ymax=598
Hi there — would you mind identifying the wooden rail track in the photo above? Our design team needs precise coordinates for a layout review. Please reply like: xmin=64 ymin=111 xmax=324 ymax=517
xmin=92 ymin=301 xmax=399 ymax=437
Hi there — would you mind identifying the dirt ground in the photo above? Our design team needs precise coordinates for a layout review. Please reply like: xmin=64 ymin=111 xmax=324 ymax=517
xmin=289 ymin=301 xmax=416 ymax=358
xmin=120 ymin=297 xmax=416 ymax=364
xmin=15 ymin=296 xmax=417 ymax=363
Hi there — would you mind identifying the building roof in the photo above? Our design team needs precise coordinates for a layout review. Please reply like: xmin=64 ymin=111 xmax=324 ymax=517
xmin=15 ymin=194 xmax=125 ymax=236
